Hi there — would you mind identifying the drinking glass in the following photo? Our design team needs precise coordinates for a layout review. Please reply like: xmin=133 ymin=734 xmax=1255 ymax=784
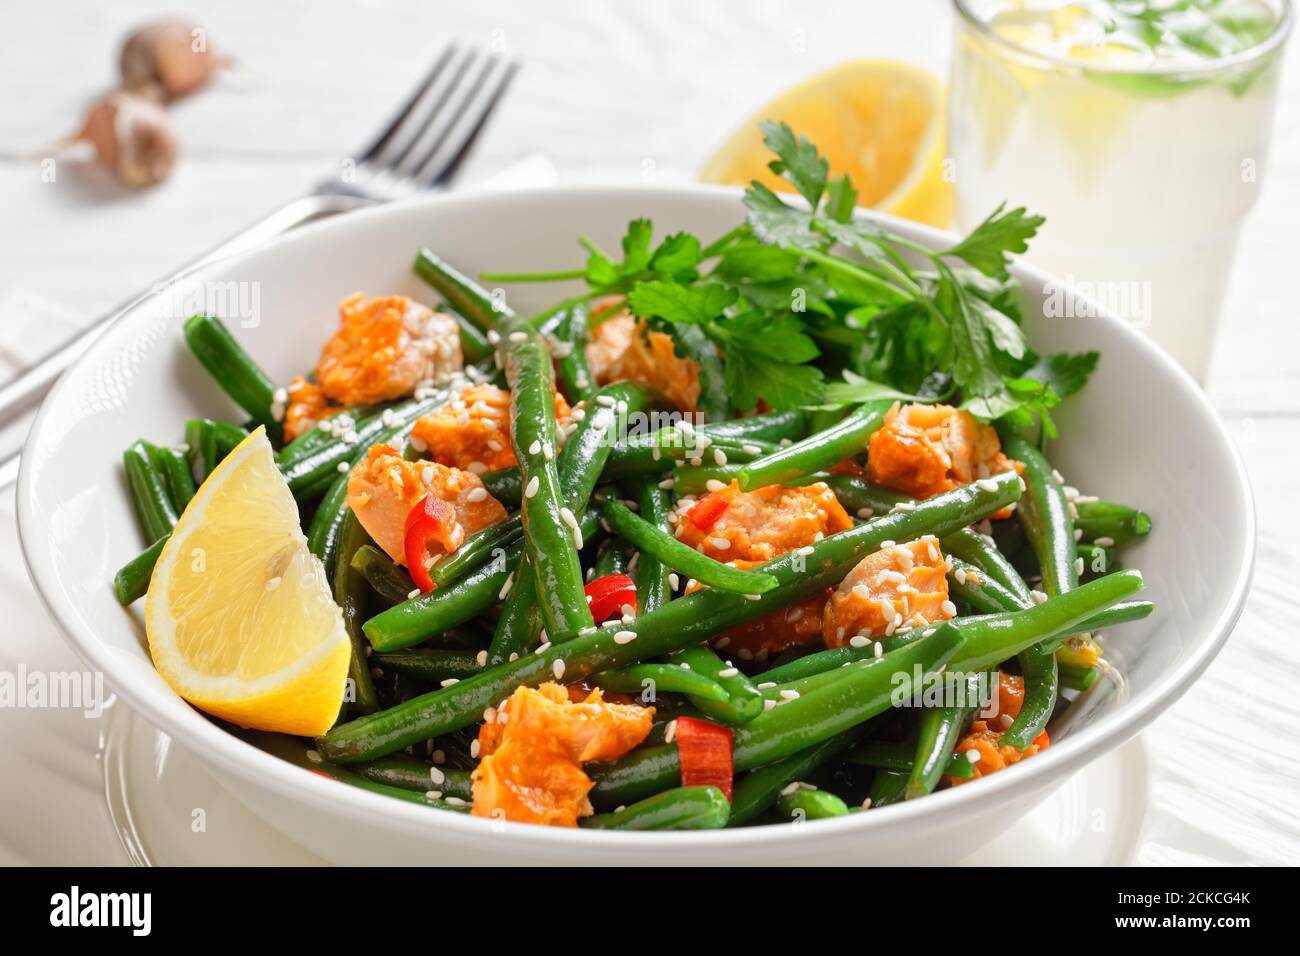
xmin=949 ymin=0 xmax=1293 ymax=381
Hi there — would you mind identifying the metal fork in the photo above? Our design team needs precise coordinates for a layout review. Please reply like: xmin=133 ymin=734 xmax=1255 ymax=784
xmin=0 ymin=43 xmax=517 ymax=483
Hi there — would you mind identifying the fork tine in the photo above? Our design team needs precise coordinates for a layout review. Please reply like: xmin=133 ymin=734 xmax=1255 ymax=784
xmin=375 ymin=46 xmax=484 ymax=174
xmin=413 ymin=56 xmax=519 ymax=189
xmin=386 ymin=47 xmax=494 ymax=181
xmin=356 ymin=44 xmax=458 ymax=164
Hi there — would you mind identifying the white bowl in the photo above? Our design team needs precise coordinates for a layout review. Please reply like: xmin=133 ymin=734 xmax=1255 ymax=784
xmin=18 ymin=186 xmax=1254 ymax=864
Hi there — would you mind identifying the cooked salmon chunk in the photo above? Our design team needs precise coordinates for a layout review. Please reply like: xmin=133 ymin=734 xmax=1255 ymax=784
xmin=410 ymin=383 xmax=573 ymax=474
xmin=586 ymin=309 xmax=702 ymax=413
xmin=675 ymin=481 xmax=852 ymax=660
xmin=946 ymin=672 xmax=1050 ymax=787
xmin=345 ymin=443 xmax=506 ymax=565
xmin=316 ymin=294 xmax=462 ymax=406
xmin=822 ymin=536 xmax=955 ymax=647
xmin=868 ymin=403 xmax=1021 ymax=510
xmin=471 ymin=682 xmax=653 ymax=826
xmin=281 ymin=375 xmax=335 ymax=442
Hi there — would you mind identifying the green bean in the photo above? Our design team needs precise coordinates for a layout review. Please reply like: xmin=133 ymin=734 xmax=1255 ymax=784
xmin=375 ymin=649 xmax=483 ymax=684
xmin=1000 ymin=436 xmax=1076 ymax=745
xmin=592 ymin=536 xmax=635 ymax=577
xmin=580 ymin=786 xmax=730 ymax=830
xmin=1078 ymin=542 xmax=1120 ymax=577
xmin=311 ymin=762 xmax=469 ymax=812
xmin=443 ymin=306 xmax=494 ymax=364
xmin=946 ymin=556 xmax=1025 ymax=614
xmin=941 ymin=526 xmax=1033 ymax=604
xmin=1060 ymin=662 xmax=1101 ymax=691
xmin=367 ymin=541 xmax=522 ymax=652
xmin=429 ymin=519 xmax=524 ymax=588
xmin=591 ymin=571 xmax=1143 ymax=806
xmin=590 ymin=623 xmax=965 ymax=807
xmin=813 ymin=474 xmax=912 ymax=517
xmin=601 ymin=409 xmax=807 ymax=481
xmin=182 ymin=315 xmax=282 ymax=441
xmin=112 ymin=534 xmax=169 ymax=605
xmin=907 ymin=672 xmax=987 ymax=797
xmin=351 ymin=754 xmax=473 ymax=800
xmin=1073 ymin=500 xmax=1152 ymax=548
xmin=413 ymin=248 xmax=512 ymax=331
xmin=777 ymin=787 xmax=850 ymax=821
xmin=672 ymin=644 xmax=765 ymax=724
xmin=486 ymin=559 xmax=544 ymax=665
xmin=334 ymin=511 xmax=380 ymax=715
xmin=1002 ymin=434 xmax=1078 ymax=604
xmin=123 ymin=440 xmax=179 ymax=542
xmin=148 ymin=444 xmax=197 ymax=513
xmin=729 ymin=728 xmax=860 ymax=827
xmin=281 ymin=392 xmax=450 ymax=501
xmin=479 ymin=468 xmax=522 ymax=509
xmin=305 ymin=470 xmax=352 ymax=581
xmin=843 ymin=738 xmax=975 ymax=778
xmin=756 ymin=597 xmax=1151 ymax=688
xmin=553 ymin=304 xmax=595 ymax=403
xmin=674 ymin=401 xmax=890 ymax=493
xmin=601 ymin=434 xmax=776 ymax=482
xmin=601 ymin=499 xmax=778 ymax=595
xmin=633 ymin=481 xmax=672 ymax=614
xmin=673 ymin=324 xmax=730 ymax=421
xmin=364 ymin=510 xmax=600 ymax=653
xmin=350 ymin=544 xmax=416 ymax=605
xmin=320 ymin=472 xmax=1023 ymax=763
xmin=588 ymin=663 xmax=729 ymax=702
xmin=184 ymin=418 xmax=249 ymax=482
xmin=866 ymin=768 xmax=910 ymax=808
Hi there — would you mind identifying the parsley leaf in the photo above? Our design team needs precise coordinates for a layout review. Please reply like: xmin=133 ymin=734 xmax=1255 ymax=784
xmin=1025 ymin=351 xmax=1099 ymax=398
xmin=742 ymin=183 xmax=821 ymax=250
xmin=759 ymin=120 xmax=828 ymax=209
xmin=941 ymin=203 xmax=1044 ymax=278
xmin=626 ymin=280 xmax=736 ymax=325
xmin=724 ymin=348 xmax=825 ymax=411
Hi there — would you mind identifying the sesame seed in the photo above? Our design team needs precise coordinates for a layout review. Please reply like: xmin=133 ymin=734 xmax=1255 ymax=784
xmin=508 ymin=331 xmax=527 ymax=343
xmin=941 ymin=600 xmax=957 ymax=617
xmin=305 ymin=749 xmax=322 ymax=763
xmin=796 ymin=545 xmax=815 ymax=556
xmin=476 ymin=650 xmax=488 ymax=667
xmin=874 ymin=642 xmax=884 ymax=658
xmin=470 ymin=740 xmax=480 ymax=758
xmin=718 ymin=667 xmax=739 ymax=678
xmin=1075 ymin=556 xmax=1085 ymax=576
xmin=534 ymin=641 xmax=552 ymax=655
xmin=664 ymin=719 xmax=678 ymax=743
xmin=426 ymin=790 xmax=443 ymax=800
xmin=528 ymin=439 xmax=541 ymax=455
xmin=487 ymin=330 xmax=501 ymax=344
xmin=336 ymin=461 xmax=349 ymax=473
xmin=669 ymin=573 xmax=680 ymax=591
xmin=552 ymin=659 xmax=566 ymax=679
xmin=407 ymin=587 xmax=421 ymax=600
xmin=572 ymin=525 xmax=584 ymax=549
xmin=613 ymin=630 xmax=637 ymax=644
xmin=658 ymin=478 xmax=676 ymax=490
xmin=525 ymin=475 xmax=540 ymax=498
xmin=764 ymin=699 xmax=777 ymax=711
xmin=779 ymin=689 xmax=800 ymax=701
xmin=499 ymin=574 xmax=514 ymax=600
xmin=429 ymin=766 xmax=446 ymax=785
xmin=705 ymin=479 xmax=727 ymax=493
xmin=1094 ymin=536 xmax=1115 ymax=548
xmin=467 ymin=486 xmax=487 ymax=503
xmin=880 ymin=540 xmax=896 ymax=549
xmin=559 ymin=506 xmax=578 ymax=529
xmin=965 ymin=749 xmax=981 ymax=764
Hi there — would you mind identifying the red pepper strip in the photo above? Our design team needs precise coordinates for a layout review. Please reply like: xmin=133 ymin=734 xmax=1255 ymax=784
xmin=686 ymin=484 xmax=735 ymax=532
xmin=584 ymin=573 xmax=637 ymax=622
xmin=404 ymin=493 xmax=459 ymax=593
xmin=674 ymin=716 xmax=734 ymax=802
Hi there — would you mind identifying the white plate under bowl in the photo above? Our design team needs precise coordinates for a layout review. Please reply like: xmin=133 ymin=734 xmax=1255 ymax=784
xmin=17 ymin=186 xmax=1254 ymax=864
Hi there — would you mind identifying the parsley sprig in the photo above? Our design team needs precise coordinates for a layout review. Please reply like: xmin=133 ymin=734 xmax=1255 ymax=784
xmin=482 ymin=119 xmax=1096 ymax=432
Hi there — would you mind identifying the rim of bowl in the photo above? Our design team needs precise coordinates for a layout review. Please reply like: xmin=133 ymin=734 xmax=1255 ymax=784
xmin=951 ymin=0 xmax=1293 ymax=78
xmin=17 ymin=184 xmax=1256 ymax=851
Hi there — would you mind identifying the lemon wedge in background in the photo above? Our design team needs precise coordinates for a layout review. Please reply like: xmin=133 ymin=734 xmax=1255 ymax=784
xmin=699 ymin=60 xmax=953 ymax=228
xmin=146 ymin=427 xmax=349 ymax=736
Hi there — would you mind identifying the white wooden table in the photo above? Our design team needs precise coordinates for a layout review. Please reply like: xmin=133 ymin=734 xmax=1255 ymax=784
xmin=1 ymin=0 xmax=1297 ymax=864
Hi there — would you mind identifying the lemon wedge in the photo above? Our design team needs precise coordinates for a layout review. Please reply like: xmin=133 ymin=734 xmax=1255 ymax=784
xmin=700 ymin=60 xmax=953 ymax=228
xmin=145 ymin=427 xmax=349 ymax=735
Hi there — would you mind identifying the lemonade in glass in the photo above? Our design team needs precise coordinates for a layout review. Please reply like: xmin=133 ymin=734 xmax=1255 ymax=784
xmin=949 ymin=0 xmax=1293 ymax=380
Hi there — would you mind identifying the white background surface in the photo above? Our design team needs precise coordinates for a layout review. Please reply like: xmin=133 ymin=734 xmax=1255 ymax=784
xmin=0 ymin=0 xmax=1296 ymax=864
